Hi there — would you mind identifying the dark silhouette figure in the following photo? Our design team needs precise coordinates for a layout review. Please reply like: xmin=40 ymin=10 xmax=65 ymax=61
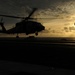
xmin=0 ymin=8 xmax=45 ymax=37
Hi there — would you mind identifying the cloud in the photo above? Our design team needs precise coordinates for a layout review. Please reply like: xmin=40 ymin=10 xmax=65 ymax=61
xmin=0 ymin=0 xmax=75 ymax=24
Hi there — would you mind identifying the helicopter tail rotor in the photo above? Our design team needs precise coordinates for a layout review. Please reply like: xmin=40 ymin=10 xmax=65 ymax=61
xmin=0 ymin=17 xmax=6 ymax=32
xmin=0 ymin=17 xmax=3 ymax=22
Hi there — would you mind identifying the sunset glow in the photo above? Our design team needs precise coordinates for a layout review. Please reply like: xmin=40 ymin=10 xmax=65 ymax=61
xmin=0 ymin=0 xmax=75 ymax=37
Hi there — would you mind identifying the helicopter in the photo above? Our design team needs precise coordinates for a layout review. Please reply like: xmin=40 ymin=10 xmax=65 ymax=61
xmin=0 ymin=8 xmax=45 ymax=37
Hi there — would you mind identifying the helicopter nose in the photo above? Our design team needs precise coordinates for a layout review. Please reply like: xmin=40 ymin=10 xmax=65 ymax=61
xmin=42 ymin=26 xmax=45 ymax=30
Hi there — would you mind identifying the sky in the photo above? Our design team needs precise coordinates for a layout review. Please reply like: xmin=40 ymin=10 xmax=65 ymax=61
xmin=0 ymin=0 xmax=75 ymax=37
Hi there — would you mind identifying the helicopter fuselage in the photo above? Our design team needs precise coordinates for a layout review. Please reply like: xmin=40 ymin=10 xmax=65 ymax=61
xmin=15 ymin=20 xmax=45 ymax=34
xmin=0 ymin=21 xmax=45 ymax=36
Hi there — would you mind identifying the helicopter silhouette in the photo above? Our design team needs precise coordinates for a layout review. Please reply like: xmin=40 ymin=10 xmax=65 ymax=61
xmin=0 ymin=8 xmax=45 ymax=37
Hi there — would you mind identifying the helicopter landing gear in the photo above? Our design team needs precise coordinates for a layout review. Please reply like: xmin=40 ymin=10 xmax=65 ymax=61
xmin=35 ymin=31 xmax=38 ymax=36
xmin=16 ymin=33 xmax=19 ymax=38
xmin=26 ymin=33 xmax=28 ymax=35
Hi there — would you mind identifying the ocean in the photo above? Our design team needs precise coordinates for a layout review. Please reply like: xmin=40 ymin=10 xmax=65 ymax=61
xmin=0 ymin=37 xmax=75 ymax=75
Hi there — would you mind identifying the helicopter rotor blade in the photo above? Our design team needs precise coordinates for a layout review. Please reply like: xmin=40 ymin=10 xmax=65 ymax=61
xmin=26 ymin=8 xmax=37 ymax=19
xmin=0 ymin=14 xmax=25 ymax=19
xmin=0 ymin=14 xmax=58 ymax=19
xmin=0 ymin=14 xmax=38 ymax=20
xmin=0 ymin=14 xmax=62 ymax=22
